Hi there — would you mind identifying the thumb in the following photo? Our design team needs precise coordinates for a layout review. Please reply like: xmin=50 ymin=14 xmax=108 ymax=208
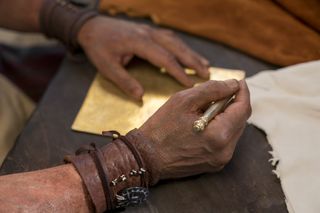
xmin=189 ymin=79 xmax=240 ymax=109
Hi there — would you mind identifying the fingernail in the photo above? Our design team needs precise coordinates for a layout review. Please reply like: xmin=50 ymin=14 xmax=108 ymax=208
xmin=200 ymin=58 xmax=210 ymax=66
xmin=131 ymin=87 xmax=144 ymax=101
xmin=134 ymin=92 xmax=143 ymax=101
xmin=202 ymin=67 xmax=210 ymax=79
xmin=187 ymin=79 xmax=195 ymax=87
xmin=225 ymin=79 xmax=239 ymax=89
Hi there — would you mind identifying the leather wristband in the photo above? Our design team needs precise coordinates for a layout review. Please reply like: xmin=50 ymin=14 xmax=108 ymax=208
xmin=125 ymin=129 xmax=162 ymax=186
xmin=65 ymin=129 xmax=155 ymax=212
xmin=39 ymin=0 xmax=98 ymax=53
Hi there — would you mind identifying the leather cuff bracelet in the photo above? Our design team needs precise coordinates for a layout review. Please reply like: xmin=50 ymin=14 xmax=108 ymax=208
xmin=39 ymin=0 xmax=98 ymax=53
xmin=64 ymin=129 xmax=152 ymax=212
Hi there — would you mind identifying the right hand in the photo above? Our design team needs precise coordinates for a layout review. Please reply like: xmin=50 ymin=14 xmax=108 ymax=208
xmin=139 ymin=79 xmax=251 ymax=180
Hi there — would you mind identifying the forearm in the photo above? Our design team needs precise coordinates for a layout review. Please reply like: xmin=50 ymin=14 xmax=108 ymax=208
xmin=0 ymin=137 xmax=147 ymax=212
xmin=0 ymin=165 xmax=92 ymax=212
xmin=0 ymin=0 xmax=42 ymax=32
xmin=0 ymin=79 xmax=250 ymax=212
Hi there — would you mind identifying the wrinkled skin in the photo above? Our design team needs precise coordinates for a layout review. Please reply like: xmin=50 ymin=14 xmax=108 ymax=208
xmin=0 ymin=79 xmax=251 ymax=212
xmin=78 ymin=16 xmax=210 ymax=101
xmin=140 ymin=79 xmax=251 ymax=179
xmin=0 ymin=1 xmax=252 ymax=211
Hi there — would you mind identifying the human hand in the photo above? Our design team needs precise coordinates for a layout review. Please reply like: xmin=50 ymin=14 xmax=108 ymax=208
xmin=138 ymin=79 xmax=251 ymax=180
xmin=77 ymin=16 xmax=210 ymax=101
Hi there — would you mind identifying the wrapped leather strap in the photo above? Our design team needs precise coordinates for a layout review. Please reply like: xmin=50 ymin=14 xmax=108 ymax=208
xmin=126 ymin=129 xmax=162 ymax=185
xmin=119 ymin=135 xmax=148 ymax=187
xmin=64 ymin=148 xmax=107 ymax=212
xmin=39 ymin=0 xmax=98 ymax=53
xmin=65 ymin=129 xmax=158 ymax=212
xmin=102 ymin=131 xmax=148 ymax=187
xmin=89 ymin=144 xmax=115 ymax=210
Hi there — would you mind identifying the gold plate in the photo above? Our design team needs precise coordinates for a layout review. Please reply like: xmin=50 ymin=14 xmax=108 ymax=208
xmin=72 ymin=63 xmax=245 ymax=135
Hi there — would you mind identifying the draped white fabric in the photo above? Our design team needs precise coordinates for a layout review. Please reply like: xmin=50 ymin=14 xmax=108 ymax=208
xmin=247 ymin=60 xmax=320 ymax=213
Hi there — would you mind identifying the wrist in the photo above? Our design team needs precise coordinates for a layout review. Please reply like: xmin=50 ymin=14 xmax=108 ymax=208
xmin=77 ymin=16 xmax=99 ymax=49
xmin=65 ymin=129 xmax=155 ymax=212
xmin=39 ymin=0 xmax=98 ymax=53
xmin=30 ymin=0 xmax=43 ymax=32
xmin=127 ymin=128 xmax=163 ymax=185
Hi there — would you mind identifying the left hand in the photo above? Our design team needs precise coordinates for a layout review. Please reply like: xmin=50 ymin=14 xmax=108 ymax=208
xmin=77 ymin=16 xmax=210 ymax=101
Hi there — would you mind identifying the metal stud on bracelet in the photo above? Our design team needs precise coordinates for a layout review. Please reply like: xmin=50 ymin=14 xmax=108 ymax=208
xmin=102 ymin=130 xmax=150 ymax=209
xmin=129 ymin=168 xmax=146 ymax=176
xmin=129 ymin=169 xmax=138 ymax=176
xmin=111 ymin=174 xmax=127 ymax=186
xmin=111 ymin=168 xmax=146 ymax=186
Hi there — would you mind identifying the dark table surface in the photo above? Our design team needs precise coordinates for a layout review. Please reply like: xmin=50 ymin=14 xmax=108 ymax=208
xmin=0 ymin=20 xmax=287 ymax=213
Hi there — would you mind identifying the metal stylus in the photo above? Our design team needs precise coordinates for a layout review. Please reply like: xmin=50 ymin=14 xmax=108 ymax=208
xmin=193 ymin=96 xmax=234 ymax=132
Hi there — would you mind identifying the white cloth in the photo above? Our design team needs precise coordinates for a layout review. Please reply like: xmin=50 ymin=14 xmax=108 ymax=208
xmin=247 ymin=60 xmax=320 ymax=213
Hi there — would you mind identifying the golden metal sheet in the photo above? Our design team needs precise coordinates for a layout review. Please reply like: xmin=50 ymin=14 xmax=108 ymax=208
xmin=72 ymin=63 xmax=245 ymax=135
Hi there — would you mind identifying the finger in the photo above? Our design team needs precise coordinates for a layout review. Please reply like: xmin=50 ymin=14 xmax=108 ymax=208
xmin=206 ymin=80 xmax=251 ymax=138
xmin=121 ymin=54 xmax=134 ymax=66
xmin=186 ymin=79 xmax=240 ymax=109
xmin=207 ymin=125 xmax=246 ymax=169
xmin=223 ymin=124 xmax=246 ymax=154
xmin=155 ymin=30 xmax=210 ymax=67
xmin=132 ymin=39 xmax=194 ymax=87
xmin=151 ymin=29 xmax=210 ymax=79
xmin=224 ymin=80 xmax=251 ymax=121
xmin=98 ymin=60 xmax=144 ymax=101
xmin=207 ymin=115 xmax=246 ymax=150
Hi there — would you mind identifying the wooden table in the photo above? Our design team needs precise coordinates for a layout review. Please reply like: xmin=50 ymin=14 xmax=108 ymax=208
xmin=0 ymin=21 xmax=287 ymax=212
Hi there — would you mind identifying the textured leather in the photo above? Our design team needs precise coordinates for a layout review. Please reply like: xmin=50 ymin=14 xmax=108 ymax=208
xmin=99 ymin=0 xmax=320 ymax=66
xmin=65 ymin=152 xmax=105 ymax=212
xmin=65 ymin=131 xmax=152 ymax=212
xmin=39 ymin=0 xmax=98 ymax=52
xmin=66 ymin=80 xmax=251 ymax=212
xmin=126 ymin=129 xmax=162 ymax=186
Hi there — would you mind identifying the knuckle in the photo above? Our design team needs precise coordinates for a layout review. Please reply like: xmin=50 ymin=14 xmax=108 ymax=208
xmin=239 ymin=103 xmax=252 ymax=121
xmin=135 ymin=27 xmax=151 ymax=39
xmin=160 ymin=29 xmax=175 ymax=36
xmin=171 ymin=90 xmax=187 ymax=102
xmin=219 ymin=128 xmax=233 ymax=143
xmin=112 ymin=72 xmax=127 ymax=82
xmin=202 ymin=133 xmax=215 ymax=144
xmin=209 ymin=129 xmax=232 ymax=149
xmin=163 ymin=53 xmax=177 ymax=65
xmin=246 ymin=104 xmax=252 ymax=118
xmin=184 ymin=93 xmax=197 ymax=104
xmin=171 ymin=90 xmax=193 ymax=105
xmin=207 ymin=156 xmax=229 ymax=170
xmin=140 ymin=24 xmax=152 ymax=31
xmin=216 ymin=152 xmax=233 ymax=167
xmin=213 ymin=138 xmax=228 ymax=150
xmin=215 ymin=165 xmax=225 ymax=172
xmin=163 ymin=29 xmax=174 ymax=34
xmin=127 ymin=82 xmax=139 ymax=93
xmin=205 ymin=80 xmax=222 ymax=94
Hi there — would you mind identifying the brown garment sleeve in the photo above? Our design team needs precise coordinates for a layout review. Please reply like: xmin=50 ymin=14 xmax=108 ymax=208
xmin=99 ymin=0 xmax=320 ymax=66
xmin=40 ymin=0 xmax=98 ymax=52
xmin=275 ymin=0 xmax=320 ymax=33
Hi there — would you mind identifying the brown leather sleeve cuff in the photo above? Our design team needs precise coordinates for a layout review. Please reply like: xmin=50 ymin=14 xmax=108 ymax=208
xmin=65 ymin=130 xmax=154 ymax=212
xmin=65 ymin=152 xmax=105 ymax=212
xmin=126 ymin=129 xmax=162 ymax=186
xmin=39 ymin=0 xmax=98 ymax=53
